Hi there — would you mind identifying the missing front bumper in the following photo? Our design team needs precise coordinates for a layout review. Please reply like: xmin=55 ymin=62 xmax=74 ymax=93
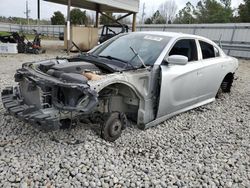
xmin=1 ymin=87 xmax=61 ymax=130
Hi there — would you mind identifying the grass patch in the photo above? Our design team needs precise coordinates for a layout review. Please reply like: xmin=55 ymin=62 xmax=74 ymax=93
xmin=0 ymin=31 xmax=11 ymax=36
xmin=0 ymin=31 xmax=58 ymax=40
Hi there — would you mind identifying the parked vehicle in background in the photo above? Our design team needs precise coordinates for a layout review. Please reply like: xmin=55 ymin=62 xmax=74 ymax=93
xmin=99 ymin=24 xmax=129 ymax=43
xmin=1 ymin=32 xmax=238 ymax=141
xmin=58 ymin=24 xmax=129 ymax=44
xmin=0 ymin=32 xmax=18 ymax=43
xmin=0 ymin=30 xmax=45 ymax=54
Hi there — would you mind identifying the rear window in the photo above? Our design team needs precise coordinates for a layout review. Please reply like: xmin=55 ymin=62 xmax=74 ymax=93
xmin=199 ymin=41 xmax=220 ymax=59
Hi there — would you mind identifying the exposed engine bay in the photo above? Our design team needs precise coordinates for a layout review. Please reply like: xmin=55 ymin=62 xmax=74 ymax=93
xmin=12 ymin=57 xmax=117 ymax=115
xmin=38 ymin=59 xmax=104 ymax=81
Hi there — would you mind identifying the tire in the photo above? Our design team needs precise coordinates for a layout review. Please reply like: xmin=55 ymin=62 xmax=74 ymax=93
xmin=216 ymin=87 xmax=223 ymax=98
xmin=216 ymin=74 xmax=234 ymax=98
xmin=101 ymin=112 xmax=123 ymax=142
xmin=221 ymin=79 xmax=232 ymax=92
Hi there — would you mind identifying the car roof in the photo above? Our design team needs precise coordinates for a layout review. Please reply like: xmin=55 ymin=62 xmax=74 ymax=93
xmin=134 ymin=31 xmax=225 ymax=56
xmin=136 ymin=31 xmax=208 ymax=40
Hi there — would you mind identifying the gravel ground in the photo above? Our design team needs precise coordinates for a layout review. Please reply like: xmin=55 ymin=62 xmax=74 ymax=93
xmin=0 ymin=45 xmax=249 ymax=188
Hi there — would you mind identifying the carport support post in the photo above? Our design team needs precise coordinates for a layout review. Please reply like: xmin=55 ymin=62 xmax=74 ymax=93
xmin=67 ymin=0 xmax=71 ymax=55
xmin=132 ymin=13 xmax=136 ymax=32
xmin=95 ymin=5 xmax=99 ymax=28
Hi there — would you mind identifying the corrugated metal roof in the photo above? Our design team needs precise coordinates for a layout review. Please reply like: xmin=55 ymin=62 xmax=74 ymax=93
xmin=44 ymin=0 xmax=140 ymax=13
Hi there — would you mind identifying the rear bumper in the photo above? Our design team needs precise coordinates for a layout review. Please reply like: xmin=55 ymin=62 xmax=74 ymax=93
xmin=1 ymin=87 xmax=61 ymax=130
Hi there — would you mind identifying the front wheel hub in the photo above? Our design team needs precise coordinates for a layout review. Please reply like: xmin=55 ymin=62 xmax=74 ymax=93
xmin=109 ymin=119 xmax=122 ymax=137
xmin=101 ymin=112 xmax=126 ymax=142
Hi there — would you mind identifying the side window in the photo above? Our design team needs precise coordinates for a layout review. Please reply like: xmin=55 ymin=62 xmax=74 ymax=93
xmin=199 ymin=41 xmax=219 ymax=59
xmin=169 ymin=39 xmax=198 ymax=62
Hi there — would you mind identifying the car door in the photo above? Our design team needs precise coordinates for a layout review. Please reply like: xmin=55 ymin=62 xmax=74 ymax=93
xmin=157 ymin=38 xmax=201 ymax=118
xmin=195 ymin=40 xmax=225 ymax=101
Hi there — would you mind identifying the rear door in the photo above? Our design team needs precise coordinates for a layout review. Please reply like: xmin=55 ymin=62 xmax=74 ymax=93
xmin=157 ymin=38 xmax=201 ymax=118
xmin=195 ymin=40 xmax=224 ymax=101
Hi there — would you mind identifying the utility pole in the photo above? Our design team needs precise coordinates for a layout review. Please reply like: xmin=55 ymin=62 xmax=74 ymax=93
xmin=141 ymin=3 xmax=146 ymax=24
xmin=24 ymin=0 xmax=31 ymax=25
xmin=37 ymin=0 xmax=40 ymax=32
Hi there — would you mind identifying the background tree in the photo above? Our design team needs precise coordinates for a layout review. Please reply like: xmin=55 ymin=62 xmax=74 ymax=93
xmin=220 ymin=0 xmax=234 ymax=22
xmin=0 ymin=16 xmax=50 ymax=25
xmin=159 ymin=0 xmax=178 ymax=23
xmin=153 ymin=11 xmax=167 ymax=24
xmin=238 ymin=0 xmax=250 ymax=22
xmin=174 ymin=0 xmax=233 ymax=24
xmin=70 ymin=8 xmax=88 ymax=25
xmin=144 ymin=10 xmax=166 ymax=24
xmin=195 ymin=0 xmax=233 ymax=23
xmin=51 ymin=11 xmax=65 ymax=25
xmin=144 ymin=18 xmax=152 ymax=24
xmin=100 ymin=13 xmax=116 ymax=24
xmin=220 ymin=0 xmax=231 ymax=7
xmin=175 ymin=2 xmax=197 ymax=24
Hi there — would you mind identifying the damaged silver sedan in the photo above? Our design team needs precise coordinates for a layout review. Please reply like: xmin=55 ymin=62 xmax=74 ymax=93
xmin=1 ymin=32 xmax=238 ymax=141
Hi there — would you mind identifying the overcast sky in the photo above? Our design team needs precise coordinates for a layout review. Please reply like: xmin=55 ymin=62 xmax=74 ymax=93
xmin=0 ymin=0 xmax=243 ymax=20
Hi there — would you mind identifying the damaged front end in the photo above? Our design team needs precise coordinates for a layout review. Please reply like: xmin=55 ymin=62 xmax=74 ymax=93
xmin=1 ymin=58 xmax=102 ymax=130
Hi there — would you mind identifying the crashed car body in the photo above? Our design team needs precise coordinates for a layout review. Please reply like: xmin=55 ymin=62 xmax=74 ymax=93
xmin=1 ymin=32 xmax=238 ymax=141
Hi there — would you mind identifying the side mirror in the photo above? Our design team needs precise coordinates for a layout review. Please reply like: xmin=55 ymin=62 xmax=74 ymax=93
xmin=165 ymin=55 xmax=188 ymax=65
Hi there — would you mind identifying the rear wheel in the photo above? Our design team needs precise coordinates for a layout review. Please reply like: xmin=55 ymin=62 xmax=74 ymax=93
xmin=216 ymin=73 xmax=234 ymax=98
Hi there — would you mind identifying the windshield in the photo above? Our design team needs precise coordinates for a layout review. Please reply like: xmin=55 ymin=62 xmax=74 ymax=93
xmin=92 ymin=33 xmax=171 ymax=67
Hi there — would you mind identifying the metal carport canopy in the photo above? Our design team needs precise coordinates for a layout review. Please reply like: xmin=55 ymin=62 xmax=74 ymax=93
xmin=44 ymin=0 xmax=139 ymax=54
xmin=44 ymin=0 xmax=139 ymax=13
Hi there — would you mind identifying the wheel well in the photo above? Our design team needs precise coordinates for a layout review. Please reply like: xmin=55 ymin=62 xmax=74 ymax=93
xmin=98 ymin=83 xmax=140 ymax=123
xmin=221 ymin=72 xmax=234 ymax=92
xmin=224 ymin=73 xmax=234 ymax=81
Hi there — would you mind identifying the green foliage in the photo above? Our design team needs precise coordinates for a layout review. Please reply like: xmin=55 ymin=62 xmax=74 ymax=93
xmin=70 ymin=8 xmax=88 ymax=25
xmin=153 ymin=10 xmax=167 ymax=24
xmin=220 ymin=0 xmax=231 ymax=7
xmin=51 ymin=11 xmax=65 ymax=25
xmin=100 ymin=13 xmax=116 ymax=25
xmin=0 ymin=31 xmax=11 ymax=36
xmin=144 ymin=18 xmax=153 ymax=24
xmin=175 ymin=2 xmax=197 ymax=24
xmin=238 ymin=0 xmax=250 ymax=22
xmin=195 ymin=0 xmax=233 ymax=23
xmin=144 ymin=10 xmax=166 ymax=24
xmin=174 ymin=0 xmax=233 ymax=24
xmin=0 ymin=16 xmax=50 ymax=25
